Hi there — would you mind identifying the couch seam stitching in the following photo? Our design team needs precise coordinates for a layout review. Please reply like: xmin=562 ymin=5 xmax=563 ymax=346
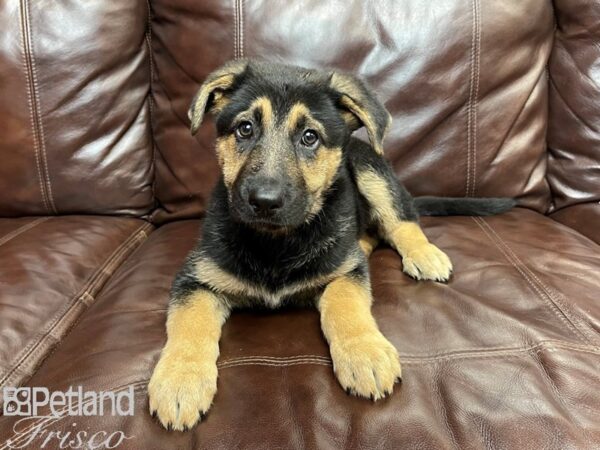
xmin=0 ymin=223 xmax=153 ymax=390
xmin=473 ymin=217 xmax=594 ymax=346
xmin=472 ymin=0 xmax=480 ymax=197
xmin=220 ymin=360 xmax=332 ymax=369
xmin=238 ymin=0 xmax=244 ymax=58
xmin=0 ymin=217 xmax=50 ymax=248
xmin=465 ymin=0 xmax=475 ymax=197
xmin=216 ymin=340 xmax=600 ymax=367
xmin=465 ymin=0 xmax=481 ymax=198
xmin=19 ymin=0 xmax=49 ymax=214
xmin=0 ymin=226 xmax=147 ymax=389
xmin=219 ymin=355 xmax=331 ymax=363
xmin=145 ymin=0 xmax=157 ymax=216
xmin=2 ymin=341 xmax=598 ymax=445
xmin=0 ymin=226 xmax=150 ymax=390
xmin=21 ymin=0 xmax=57 ymax=214
xmin=217 ymin=342 xmax=600 ymax=368
xmin=233 ymin=0 xmax=239 ymax=58
xmin=220 ymin=357 xmax=330 ymax=366
xmin=3 ymin=224 xmax=152 ymax=388
xmin=478 ymin=217 xmax=599 ymax=346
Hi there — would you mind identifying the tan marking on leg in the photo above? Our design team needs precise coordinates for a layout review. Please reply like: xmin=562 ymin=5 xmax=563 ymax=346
xmin=148 ymin=291 xmax=229 ymax=431
xmin=319 ymin=276 xmax=402 ymax=400
xmin=358 ymin=234 xmax=378 ymax=257
xmin=390 ymin=222 xmax=453 ymax=281
xmin=356 ymin=170 xmax=453 ymax=281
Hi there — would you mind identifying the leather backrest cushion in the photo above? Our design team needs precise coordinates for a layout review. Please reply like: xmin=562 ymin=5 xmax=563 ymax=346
xmin=547 ymin=0 xmax=600 ymax=213
xmin=0 ymin=0 xmax=154 ymax=217
xmin=151 ymin=0 xmax=555 ymax=222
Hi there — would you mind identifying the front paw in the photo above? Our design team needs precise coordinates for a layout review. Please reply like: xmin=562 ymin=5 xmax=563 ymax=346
xmin=148 ymin=354 xmax=217 ymax=431
xmin=330 ymin=331 xmax=402 ymax=400
xmin=402 ymin=243 xmax=453 ymax=282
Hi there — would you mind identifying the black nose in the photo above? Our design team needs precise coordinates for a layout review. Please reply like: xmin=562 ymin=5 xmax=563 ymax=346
xmin=247 ymin=182 xmax=284 ymax=214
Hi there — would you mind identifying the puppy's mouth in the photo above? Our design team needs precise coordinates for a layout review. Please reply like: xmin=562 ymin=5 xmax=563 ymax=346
xmin=229 ymin=199 xmax=290 ymax=232
xmin=231 ymin=204 xmax=312 ymax=235
xmin=248 ymin=220 xmax=289 ymax=234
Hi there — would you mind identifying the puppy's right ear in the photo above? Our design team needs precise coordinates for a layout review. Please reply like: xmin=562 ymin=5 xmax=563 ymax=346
xmin=188 ymin=59 xmax=248 ymax=135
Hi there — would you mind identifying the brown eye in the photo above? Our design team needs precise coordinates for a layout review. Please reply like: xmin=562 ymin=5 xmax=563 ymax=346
xmin=301 ymin=129 xmax=319 ymax=147
xmin=236 ymin=121 xmax=253 ymax=139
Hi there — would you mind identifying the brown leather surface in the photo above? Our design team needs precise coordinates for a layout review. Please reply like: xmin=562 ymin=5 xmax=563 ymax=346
xmin=150 ymin=0 xmax=555 ymax=223
xmin=0 ymin=1 xmax=599 ymax=449
xmin=0 ymin=1 xmax=154 ymax=217
xmin=0 ymin=217 xmax=152 ymax=403
xmin=547 ymin=0 xmax=600 ymax=244
xmin=550 ymin=203 xmax=600 ymax=245
xmin=2 ymin=209 xmax=598 ymax=449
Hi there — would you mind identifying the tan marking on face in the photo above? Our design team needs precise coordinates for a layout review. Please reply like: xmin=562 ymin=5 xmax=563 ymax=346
xmin=216 ymin=96 xmax=277 ymax=188
xmin=283 ymin=102 xmax=341 ymax=216
xmin=285 ymin=102 xmax=327 ymax=137
xmin=300 ymin=145 xmax=342 ymax=194
xmin=300 ymin=145 xmax=342 ymax=216
xmin=250 ymin=96 xmax=274 ymax=129
xmin=195 ymin=253 xmax=360 ymax=308
xmin=148 ymin=290 xmax=229 ymax=430
xmin=285 ymin=102 xmax=309 ymax=133
xmin=216 ymin=134 xmax=247 ymax=188
xmin=318 ymin=275 xmax=402 ymax=400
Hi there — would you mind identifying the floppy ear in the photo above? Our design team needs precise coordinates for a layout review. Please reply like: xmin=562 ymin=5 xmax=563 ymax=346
xmin=188 ymin=59 xmax=249 ymax=135
xmin=329 ymin=72 xmax=392 ymax=155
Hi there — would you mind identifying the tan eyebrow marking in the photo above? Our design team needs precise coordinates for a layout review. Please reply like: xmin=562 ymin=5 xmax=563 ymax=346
xmin=285 ymin=102 xmax=327 ymax=138
xmin=232 ymin=96 xmax=274 ymax=129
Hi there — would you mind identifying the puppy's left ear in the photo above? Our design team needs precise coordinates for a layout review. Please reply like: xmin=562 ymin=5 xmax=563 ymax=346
xmin=188 ymin=59 xmax=249 ymax=135
xmin=329 ymin=72 xmax=392 ymax=155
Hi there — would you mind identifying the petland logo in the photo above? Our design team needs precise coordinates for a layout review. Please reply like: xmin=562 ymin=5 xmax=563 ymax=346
xmin=2 ymin=386 xmax=135 ymax=449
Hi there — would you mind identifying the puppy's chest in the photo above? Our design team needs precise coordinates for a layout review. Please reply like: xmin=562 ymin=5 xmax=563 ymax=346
xmin=195 ymin=242 xmax=358 ymax=308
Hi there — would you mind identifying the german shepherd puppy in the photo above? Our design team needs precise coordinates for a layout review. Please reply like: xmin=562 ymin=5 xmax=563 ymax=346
xmin=148 ymin=59 xmax=514 ymax=431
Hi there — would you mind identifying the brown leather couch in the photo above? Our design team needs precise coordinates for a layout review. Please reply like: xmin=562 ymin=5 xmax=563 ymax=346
xmin=1 ymin=1 xmax=599 ymax=448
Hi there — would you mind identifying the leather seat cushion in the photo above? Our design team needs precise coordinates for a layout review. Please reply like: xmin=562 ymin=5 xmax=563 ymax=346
xmin=0 ymin=216 xmax=152 ymax=403
xmin=1 ymin=209 xmax=598 ymax=448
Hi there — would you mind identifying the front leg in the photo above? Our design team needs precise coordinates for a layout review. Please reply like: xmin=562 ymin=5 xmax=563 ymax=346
xmin=354 ymin=164 xmax=452 ymax=282
xmin=389 ymin=221 xmax=453 ymax=282
xmin=319 ymin=272 xmax=402 ymax=400
xmin=148 ymin=285 xmax=229 ymax=431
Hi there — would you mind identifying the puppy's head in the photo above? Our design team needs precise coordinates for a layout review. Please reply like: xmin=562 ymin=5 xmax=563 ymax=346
xmin=189 ymin=59 xmax=391 ymax=232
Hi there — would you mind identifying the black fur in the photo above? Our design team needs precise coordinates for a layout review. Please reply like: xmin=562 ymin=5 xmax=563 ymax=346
xmin=195 ymin=168 xmax=368 ymax=308
xmin=415 ymin=197 xmax=517 ymax=216
xmin=173 ymin=59 xmax=514 ymax=308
